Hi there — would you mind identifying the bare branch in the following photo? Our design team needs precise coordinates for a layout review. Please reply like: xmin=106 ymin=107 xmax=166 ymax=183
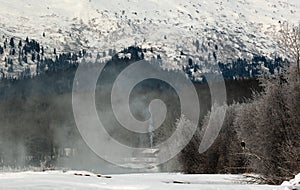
xmin=278 ymin=21 xmax=300 ymax=74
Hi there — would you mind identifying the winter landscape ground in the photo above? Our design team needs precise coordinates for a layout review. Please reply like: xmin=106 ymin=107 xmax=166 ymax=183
xmin=0 ymin=170 xmax=292 ymax=190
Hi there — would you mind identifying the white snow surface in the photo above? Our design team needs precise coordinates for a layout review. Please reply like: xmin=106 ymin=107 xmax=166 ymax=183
xmin=281 ymin=173 xmax=300 ymax=190
xmin=0 ymin=170 xmax=285 ymax=190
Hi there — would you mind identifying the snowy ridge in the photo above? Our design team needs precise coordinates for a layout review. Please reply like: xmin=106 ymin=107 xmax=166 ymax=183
xmin=0 ymin=0 xmax=299 ymax=79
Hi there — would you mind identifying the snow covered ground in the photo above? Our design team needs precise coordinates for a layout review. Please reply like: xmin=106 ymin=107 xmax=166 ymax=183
xmin=282 ymin=173 xmax=300 ymax=190
xmin=0 ymin=170 xmax=285 ymax=190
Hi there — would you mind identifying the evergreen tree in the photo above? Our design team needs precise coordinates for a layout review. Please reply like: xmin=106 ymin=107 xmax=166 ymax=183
xmin=31 ymin=53 xmax=35 ymax=62
xmin=37 ymin=54 xmax=40 ymax=62
xmin=36 ymin=42 xmax=40 ymax=53
xmin=8 ymin=66 xmax=13 ymax=73
xmin=18 ymin=40 xmax=22 ymax=47
xmin=23 ymin=55 xmax=27 ymax=63
xmin=8 ymin=58 xmax=13 ymax=65
xmin=41 ymin=46 xmax=44 ymax=56
xmin=195 ymin=39 xmax=200 ymax=52
xmin=11 ymin=49 xmax=16 ymax=56
xmin=96 ymin=52 xmax=101 ymax=60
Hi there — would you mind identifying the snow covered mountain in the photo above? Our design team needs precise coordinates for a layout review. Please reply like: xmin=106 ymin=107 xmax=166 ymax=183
xmin=0 ymin=0 xmax=299 ymax=80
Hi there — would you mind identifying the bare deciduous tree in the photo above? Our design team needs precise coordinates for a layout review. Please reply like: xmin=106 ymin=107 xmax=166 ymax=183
xmin=236 ymin=65 xmax=300 ymax=184
xmin=278 ymin=21 xmax=300 ymax=74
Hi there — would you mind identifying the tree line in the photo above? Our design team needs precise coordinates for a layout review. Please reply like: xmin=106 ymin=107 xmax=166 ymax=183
xmin=179 ymin=22 xmax=300 ymax=184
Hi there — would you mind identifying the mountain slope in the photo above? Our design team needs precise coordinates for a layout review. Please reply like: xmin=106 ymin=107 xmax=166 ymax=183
xmin=0 ymin=0 xmax=299 ymax=79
